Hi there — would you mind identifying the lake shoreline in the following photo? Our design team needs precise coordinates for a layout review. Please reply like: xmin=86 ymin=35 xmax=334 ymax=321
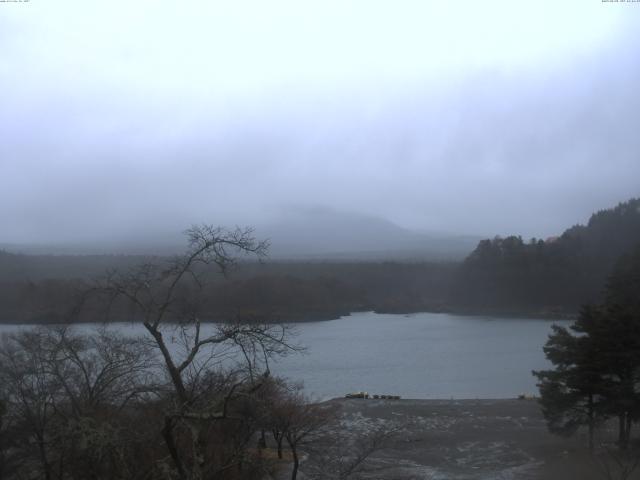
xmin=0 ymin=306 xmax=576 ymax=325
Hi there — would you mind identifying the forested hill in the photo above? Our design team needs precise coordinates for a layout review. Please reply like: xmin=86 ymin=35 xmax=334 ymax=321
xmin=451 ymin=198 xmax=640 ymax=315
xmin=2 ymin=199 xmax=639 ymax=323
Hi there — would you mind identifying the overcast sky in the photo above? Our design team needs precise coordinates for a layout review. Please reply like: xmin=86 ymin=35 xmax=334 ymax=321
xmin=1 ymin=0 xmax=639 ymax=246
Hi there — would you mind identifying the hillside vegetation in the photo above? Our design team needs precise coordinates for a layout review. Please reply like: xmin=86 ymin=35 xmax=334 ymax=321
xmin=1 ymin=198 xmax=639 ymax=323
xmin=451 ymin=198 xmax=640 ymax=315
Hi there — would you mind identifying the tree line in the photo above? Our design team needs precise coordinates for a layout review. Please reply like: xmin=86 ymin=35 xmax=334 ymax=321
xmin=1 ymin=197 xmax=639 ymax=325
xmin=0 ymin=253 xmax=455 ymax=324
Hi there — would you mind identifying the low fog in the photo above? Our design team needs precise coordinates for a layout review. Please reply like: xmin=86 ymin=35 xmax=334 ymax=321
xmin=1 ymin=1 xmax=639 ymax=254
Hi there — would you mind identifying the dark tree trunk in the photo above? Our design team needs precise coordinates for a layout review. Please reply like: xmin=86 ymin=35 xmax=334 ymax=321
xmin=37 ymin=435 xmax=51 ymax=480
xmin=618 ymin=412 xmax=632 ymax=450
xmin=146 ymin=326 xmax=187 ymax=402
xmin=619 ymin=414 xmax=625 ymax=448
xmin=273 ymin=430 xmax=284 ymax=459
xmin=290 ymin=444 xmax=299 ymax=480
xmin=588 ymin=393 xmax=594 ymax=452
xmin=162 ymin=416 xmax=186 ymax=480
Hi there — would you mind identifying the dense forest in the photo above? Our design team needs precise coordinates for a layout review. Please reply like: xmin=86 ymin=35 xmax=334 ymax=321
xmin=1 ymin=198 xmax=639 ymax=323
xmin=451 ymin=198 xmax=640 ymax=315
xmin=0 ymin=257 xmax=455 ymax=323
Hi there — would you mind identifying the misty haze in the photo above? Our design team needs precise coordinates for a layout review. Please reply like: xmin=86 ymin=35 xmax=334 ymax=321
xmin=1 ymin=2 xmax=640 ymax=479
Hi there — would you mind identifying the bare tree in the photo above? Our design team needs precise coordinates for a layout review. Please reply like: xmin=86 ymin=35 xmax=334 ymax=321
xmin=262 ymin=385 xmax=396 ymax=480
xmin=251 ymin=376 xmax=291 ymax=459
xmin=44 ymin=327 xmax=158 ymax=413
xmin=90 ymin=225 xmax=301 ymax=480
xmin=0 ymin=327 xmax=158 ymax=480
xmin=264 ymin=385 xmax=337 ymax=480
xmin=0 ymin=329 xmax=64 ymax=480
xmin=304 ymin=424 xmax=400 ymax=480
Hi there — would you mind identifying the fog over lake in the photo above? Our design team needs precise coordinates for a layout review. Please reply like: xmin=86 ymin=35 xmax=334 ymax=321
xmin=0 ymin=312 xmax=568 ymax=400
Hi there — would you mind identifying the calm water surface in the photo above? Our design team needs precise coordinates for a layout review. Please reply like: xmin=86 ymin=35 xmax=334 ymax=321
xmin=0 ymin=312 xmax=569 ymax=400
xmin=273 ymin=312 xmax=569 ymax=399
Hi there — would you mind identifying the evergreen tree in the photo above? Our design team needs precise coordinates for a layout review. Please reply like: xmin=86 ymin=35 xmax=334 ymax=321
xmin=534 ymin=245 xmax=640 ymax=450
xmin=454 ymin=198 xmax=640 ymax=313
xmin=534 ymin=306 xmax=607 ymax=450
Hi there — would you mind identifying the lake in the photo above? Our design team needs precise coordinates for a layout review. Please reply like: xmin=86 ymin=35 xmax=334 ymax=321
xmin=0 ymin=311 xmax=570 ymax=400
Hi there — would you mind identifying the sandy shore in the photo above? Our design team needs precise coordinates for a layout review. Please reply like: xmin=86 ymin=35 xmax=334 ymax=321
xmin=294 ymin=397 xmax=629 ymax=480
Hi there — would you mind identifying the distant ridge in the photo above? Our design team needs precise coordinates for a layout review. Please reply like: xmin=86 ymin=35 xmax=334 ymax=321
xmin=256 ymin=208 xmax=480 ymax=261
xmin=1 ymin=208 xmax=481 ymax=261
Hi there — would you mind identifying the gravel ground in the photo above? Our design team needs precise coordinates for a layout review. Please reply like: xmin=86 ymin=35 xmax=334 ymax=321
xmin=289 ymin=398 xmax=637 ymax=480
